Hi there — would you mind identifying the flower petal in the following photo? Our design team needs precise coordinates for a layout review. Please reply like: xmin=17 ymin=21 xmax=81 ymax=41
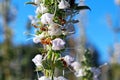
xmin=41 ymin=13 xmax=54 ymax=24
xmin=63 ymin=55 xmax=74 ymax=65
xmin=58 ymin=0 xmax=70 ymax=9
xmin=52 ymin=38 xmax=65 ymax=50
xmin=32 ymin=54 xmax=42 ymax=67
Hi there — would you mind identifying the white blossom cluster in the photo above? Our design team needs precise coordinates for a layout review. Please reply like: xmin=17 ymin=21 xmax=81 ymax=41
xmin=30 ymin=0 xmax=78 ymax=79
xmin=29 ymin=0 xmax=73 ymax=51
xmin=32 ymin=54 xmax=84 ymax=78
xmin=32 ymin=51 xmax=103 ymax=80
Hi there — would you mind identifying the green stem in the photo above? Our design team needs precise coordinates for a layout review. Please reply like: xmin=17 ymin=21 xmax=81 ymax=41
xmin=53 ymin=0 xmax=57 ymax=16
xmin=52 ymin=64 xmax=54 ymax=79
xmin=51 ymin=52 xmax=55 ymax=80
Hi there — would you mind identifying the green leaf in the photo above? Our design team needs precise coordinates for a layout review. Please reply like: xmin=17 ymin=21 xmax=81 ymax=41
xmin=47 ymin=50 xmax=53 ymax=59
xmin=45 ymin=0 xmax=53 ymax=5
xmin=54 ymin=52 xmax=60 ymax=59
xmin=25 ymin=2 xmax=36 ymax=5
xmin=71 ymin=20 xmax=79 ymax=23
xmin=75 ymin=6 xmax=91 ymax=11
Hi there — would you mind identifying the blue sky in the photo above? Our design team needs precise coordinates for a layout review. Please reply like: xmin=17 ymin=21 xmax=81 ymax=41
xmin=86 ymin=0 xmax=120 ymax=63
xmin=9 ymin=0 xmax=120 ymax=63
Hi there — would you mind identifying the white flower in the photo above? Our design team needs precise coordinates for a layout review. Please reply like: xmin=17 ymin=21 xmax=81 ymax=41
xmin=115 ymin=0 xmax=120 ymax=5
xmin=38 ymin=76 xmax=50 ymax=80
xmin=74 ymin=69 xmax=84 ymax=77
xmin=58 ymin=0 xmax=70 ymax=9
xmin=41 ymin=13 xmax=54 ymax=24
xmin=57 ymin=76 xmax=67 ymax=80
xmin=35 ymin=4 xmax=48 ymax=14
xmin=63 ymin=55 xmax=74 ymax=65
xmin=54 ymin=77 xmax=58 ymax=80
xmin=33 ymin=33 xmax=45 ymax=43
xmin=48 ymin=23 xmax=62 ymax=36
xmin=32 ymin=54 xmax=42 ymax=67
xmin=33 ymin=0 xmax=41 ymax=5
xmin=51 ymin=38 xmax=65 ymax=50
xmin=49 ymin=77 xmax=57 ymax=80
xmin=33 ymin=36 xmax=40 ymax=43
xmin=71 ymin=61 xmax=81 ymax=71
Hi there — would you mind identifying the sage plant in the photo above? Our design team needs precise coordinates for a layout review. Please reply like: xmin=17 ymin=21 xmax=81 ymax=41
xmin=25 ymin=0 xmax=104 ymax=80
